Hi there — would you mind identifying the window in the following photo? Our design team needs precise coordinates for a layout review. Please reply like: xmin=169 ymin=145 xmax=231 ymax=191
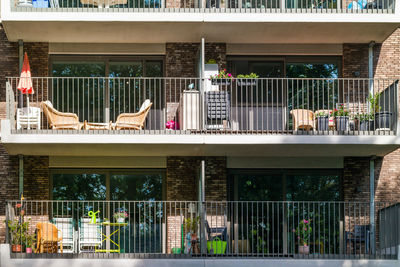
xmin=230 ymin=170 xmax=341 ymax=201
xmin=50 ymin=56 xmax=164 ymax=126
xmin=51 ymin=169 xmax=164 ymax=201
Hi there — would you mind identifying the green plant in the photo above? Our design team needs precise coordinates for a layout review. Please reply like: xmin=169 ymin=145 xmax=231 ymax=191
xmin=315 ymin=111 xmax=328 ymax=117
xmin=237 ymin=73 xmax=259 ymax=79
xmin=368 ymin=93 xmax=381 ymax=114
xmin=330 ymin=104 xmax=349 ymax=117
xmin=8 ymin=218 xmax=31 ymax=246
xmin=294 ymin=219 xmax=312 ymax=246
xmin=25 ymin=232 xmax=35 ymax=248
xmin=355 ymin=113 xmax=374 ymax=121
xmin=184 ymin=216 xmax=200 ymax=233
xmin=210 ymin=69 xmax=233 ymax=79
xmin=206 ymin=59 xmax=217 ymax=64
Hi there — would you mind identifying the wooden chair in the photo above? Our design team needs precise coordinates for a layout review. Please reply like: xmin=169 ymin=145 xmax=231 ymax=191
xmin=41 ymin=101 xmax=84 ymax=130
xmin=112 ymin=99 xmax=153 ymax=130
xmin=36 ymin=222 xmax=63 ymax=253
xmin=290 ymin=109 xmax=315 ymax=131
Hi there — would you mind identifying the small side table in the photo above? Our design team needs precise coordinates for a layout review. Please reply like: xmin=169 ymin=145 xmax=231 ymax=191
xmin=17 ymin=107 xmax=41 ymax=130
xmin=95 ymin=222 xmax=127 ymax=253
xmin=84 ymin=121 xmax=112 ymax=130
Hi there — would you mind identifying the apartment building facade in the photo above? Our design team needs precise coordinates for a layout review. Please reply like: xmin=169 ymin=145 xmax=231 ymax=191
xmin=0 ymin=1 xmax=400 ymax=266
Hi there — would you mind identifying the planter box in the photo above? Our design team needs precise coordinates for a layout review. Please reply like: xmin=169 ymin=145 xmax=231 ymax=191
xmin=316 ymin=116 xmax=329 ymax=131
xmin=375 ymin=112 xmax=392 ymax=130
xmin=211 ymin=79 xmax=232 ymax=86
xmin=335 ymin=116 xmax=349 ymax=131
xmin=237 ymin=79 xmax=257 ymax=86
xmin=356 ymin=119 xmax=374 ymax=131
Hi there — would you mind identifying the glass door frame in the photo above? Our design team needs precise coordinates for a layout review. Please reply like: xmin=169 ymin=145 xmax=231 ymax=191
xmin=50 ymin=168 xmax=166 ymax=201
xmin=228 ymin=168 xmax=343 ymax=202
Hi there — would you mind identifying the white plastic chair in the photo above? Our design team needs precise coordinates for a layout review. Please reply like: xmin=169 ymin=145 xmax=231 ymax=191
xmin=78 ymin=218 xmax=102 ymax=253
xmin=53 ymin=217 xmax=75 ymax=253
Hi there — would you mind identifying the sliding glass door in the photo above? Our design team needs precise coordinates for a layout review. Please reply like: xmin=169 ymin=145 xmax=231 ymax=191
xmin=230 ymin=169 xmax=341 ymax=255
xmin=51 ymin=169 xmax=165 ymax=253
xmin=50 ymin=57 xmax=164 ymax=129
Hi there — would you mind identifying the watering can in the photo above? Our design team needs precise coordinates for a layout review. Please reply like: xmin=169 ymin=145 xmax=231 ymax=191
xmin=88 ymin=210 xmax=99 ymax=224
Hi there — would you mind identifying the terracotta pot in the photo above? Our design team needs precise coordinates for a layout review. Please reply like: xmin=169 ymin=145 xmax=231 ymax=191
xmin=191 ymin=233 xmax=198 ymax=240
xmin=12 ymin=244 xmax=22 ymax=253
xmin=298 ymin=245 xmax=309 ymax=255
xmin=26 ymin=247 xmax=32 ymax=253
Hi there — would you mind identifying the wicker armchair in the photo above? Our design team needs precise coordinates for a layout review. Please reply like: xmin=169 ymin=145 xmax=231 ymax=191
xmin=112 ymin=100 xmax=153 ymax=130
xmin=41 ymin=101 xmax=84 ymax=130
xmin=36 ymin=222 xmax=63 ymax=253
xmin=290 ymin=109 xmax=315 ymax=131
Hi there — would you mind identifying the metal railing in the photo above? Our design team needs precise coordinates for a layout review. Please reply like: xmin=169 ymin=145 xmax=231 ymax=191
xmin=6 ymin=77 xmax=399 ymax=135
xmin=11 ymin=0 xmax=396 ymax=13
xmin=5 ymin=200 xmax=400 ymax=259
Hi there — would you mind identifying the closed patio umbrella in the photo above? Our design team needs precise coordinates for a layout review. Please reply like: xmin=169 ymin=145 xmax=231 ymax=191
xmin=17 ymin=52 xmax=34 ymax=129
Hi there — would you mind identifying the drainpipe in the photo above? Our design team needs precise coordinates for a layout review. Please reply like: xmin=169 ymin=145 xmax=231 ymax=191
xmin=18 ymin=155 xmax=23 ymax=198
xmin=199 ymin=160 xmax=206 ymax=254
xmin=18 ymin=40 xmax=24 ymax=108
xmin=370 ymin=156 xmax=376 ymax=255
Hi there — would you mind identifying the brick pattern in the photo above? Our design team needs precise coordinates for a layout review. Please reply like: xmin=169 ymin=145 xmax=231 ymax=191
xmin=0 ymin=145 xmax=49 ymax=243
xmin=165 ymin=42 xmax=227 ymax=126
xmin=166 ymin=156 xmax=227 ymax=252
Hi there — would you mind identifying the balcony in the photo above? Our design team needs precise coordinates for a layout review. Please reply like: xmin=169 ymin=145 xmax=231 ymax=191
xmin=1 ymin=77 xmax=400 ymax=157
xmin=4 ymin=200 xmax=400 ymax=260
xmin=2 ymin=0 xmax=400 ymax=43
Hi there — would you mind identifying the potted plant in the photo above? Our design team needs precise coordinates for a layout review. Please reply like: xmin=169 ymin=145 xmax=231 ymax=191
xmin=184 ymin=216 xmax=200 ymax=240
xmin=315 ymin=111 xmax=329 ymax=131
xmin=295 ymin=219 xmax=312 ymax=255
xmin=210 ymin=69 xmax=234 ymax=85
xmin=369 ymin=93 xmax=392 ymax=130
xmin=113 ymin=209 xmax=128 ymax=223
xmin=355 ymin=113 xmax=374 ymax=131
xmin=236 ymin=73 xmax=259 ymax=86
xmin=8 ymin=219 xmax=22 ymax=253
xmin=25 ymin=233 xmax=35 ymax=253
xmin=331 ymin=104 xmax=349 ymax=131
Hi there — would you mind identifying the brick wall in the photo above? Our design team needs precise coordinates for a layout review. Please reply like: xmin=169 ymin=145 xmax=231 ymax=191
xmin=0 ymin=24 xmax=49 ymax=132
xmin=165 ymin=42 xmax=226 ymax=124
xmin=166 ymin=156 xmax=227 ymax=252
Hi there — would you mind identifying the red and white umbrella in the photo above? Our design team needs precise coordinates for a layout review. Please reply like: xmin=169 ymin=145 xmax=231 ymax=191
xmin=17 ymin=52 xmax=34 ymax=129
xmin=17 ymin=52 xmax=34 ymax=95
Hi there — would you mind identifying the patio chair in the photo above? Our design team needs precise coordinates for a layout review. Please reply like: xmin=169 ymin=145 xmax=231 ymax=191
xmin=78 ymin=218 xmax=102 ymax=253
xmin=41 ymin=101 xmax=84 ymax=130
xmin=345 ymin=225 xmax=370 ymax=254
xmin=52 ymin=217 xmax=75 ymax=253
xmin=112 ymin=99 xmax=152 ymax=130
xmin=36 ymin=222 xmax=63 ymax=253
xmin=290 ymin=109 xmax=315 ymax=131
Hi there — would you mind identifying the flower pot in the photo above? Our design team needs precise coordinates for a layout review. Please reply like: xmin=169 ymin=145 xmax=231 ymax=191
xmin=356 ymin=120 xmax=374 ymax=131
xmin=298 ymin=245 xmax=309 ymax=255
xmin=375 ymin=112 xmax=392 ymax=130
xmin=117 ymin=218 xmax=125 ymax=223
xmin=237 ymin=79 xmax=257 ymax=86
xmin=26 ymin=247 xmax=32 ymax=253
xmin=11 ymin=244 xmax=22 ymax=253
xmin=316 ymin=116 xmax=329 ymax=131
xmin=335 ymin=116 xmax=349 ymax=131
xmin=211 ymin=79 xmax=232 ymax=86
